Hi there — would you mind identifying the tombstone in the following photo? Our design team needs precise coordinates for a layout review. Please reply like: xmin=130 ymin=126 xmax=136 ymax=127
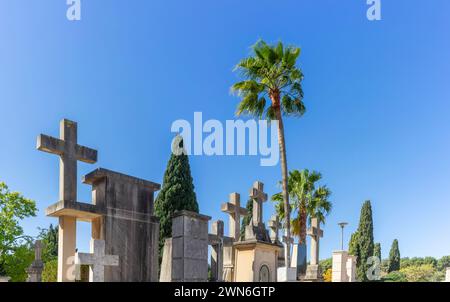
xmin=332 ymin=251 xmax=357 ymax=282
xmin=38 ymin=120 xmax=161 ymax=282
xmin=445 ymin=267 xmax=450 ymax=282
xmin=159 ymin=238 xmax=173 ymax=282
xmin=233 ymin=181 xmax=281 ymax=282
xmin=221 ymin=193 xmax=248 ymax=281
xmin=277 ymin=230 xmax=297 ymax=282
xmin=208 ymin=220 xmax=233 ymax=281
xmin=291 ymin=243 xmax=307 ymax=277
xmin=244 ymin=182 xmax=270 ymax=242
xmin=304 ymin=218 xmax=323 ymax=281
xmin=37 ymin=119 xmax=97 ymax=282
xmin=74 ymin=239 xmax=119 ymax=282
xmin=268 ymin=215 xmax=281 ymax=244
xmin=26 ymin=240 xmax=44 ymax=282
xmin=171 ymin=210 xmax=211 ymax=282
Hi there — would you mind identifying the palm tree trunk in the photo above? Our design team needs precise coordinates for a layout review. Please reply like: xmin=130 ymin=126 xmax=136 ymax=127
xmin=275 ymin=107 xmax=291 ymax=267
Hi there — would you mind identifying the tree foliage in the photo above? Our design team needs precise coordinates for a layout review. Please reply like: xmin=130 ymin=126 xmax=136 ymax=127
xmin=42 ymin=259 xmax=57 ymax=282
xmin=154 ymin=137 xmax=199 ymax=259
xmin=38 ymin=224 xmax=58 ymax=263
xmin=388 ymin=239 xmax=401 ymax=273
xmin=349 ymin=200 xmax=374 ymax=281
xmin=374 ymin=243 xmax=381 ymax=261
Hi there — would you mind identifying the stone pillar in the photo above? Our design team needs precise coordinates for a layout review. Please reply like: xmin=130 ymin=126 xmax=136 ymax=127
xmin=26 ymin=240 xmax=44 ymax=282
xmin=332 ymin=251 xmax=349 ymax=282
xmin=58 ymin=216 xmax=77 ymax=282
xmin=159 ymin=238 xmax=173 ymax=282
xmin=171 ymin=211 xmax=211 ymax=282
xmin=445 ymin=267 xmax=450 ymax=282
xmin=346 ymin=255 xmax=357 ymax=282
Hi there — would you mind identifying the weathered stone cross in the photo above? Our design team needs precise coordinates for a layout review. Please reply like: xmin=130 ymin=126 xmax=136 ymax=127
xmin=249 ymin=181 xmax=268 ymax=226
xmin=75 ymin=239 xmax=119 ymax=282
xmin=307 ymin=217 xmax=323 ymax=266
xmin=268 ymin=215 xmax=282 ymax=244
xmin=221 ymin=193 xmax=248 ymax=241
xmin=37 ymin=119 xmax=97 ymax=282
xmin=208 ymin=220 xmax=233 ymax=281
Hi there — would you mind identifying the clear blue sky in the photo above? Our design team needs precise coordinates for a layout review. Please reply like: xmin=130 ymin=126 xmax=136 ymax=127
xmin=1 ymin=0 xmax=449 ymax=260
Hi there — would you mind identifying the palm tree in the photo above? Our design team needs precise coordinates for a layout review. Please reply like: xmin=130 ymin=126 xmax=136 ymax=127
xmin=232 ymin=40 xmax=305 ymax=265
xmin=273 ymin=169 xmax=332 ymax=254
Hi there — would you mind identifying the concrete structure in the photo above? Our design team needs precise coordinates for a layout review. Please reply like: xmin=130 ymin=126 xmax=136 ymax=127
xmin=277 ymin=229 xmax=297 ymax=282
xmin=221 ymin=193 xmax=248 ymax=281
xmin=445 ymin=267 xmax=450 ymax=282
xmin=171 ymin=210 xmax=211 ymax=282
xmin=291 ymin=243 xmax=307 ymax=277
xmin=75 ymin=239 xmax=119 ymax=282
xmin=38 ymin=120 xmax=161 ymax=282
xmin=332 ymin=251 xmax=357 ymax=282
xmin=159 ymin=239 xmax=172 ymax=282
xmin=208 ymin=220 xmax=233 ymax=281
xmin=233 ymin=182 xmax=281 ymax=282
xmin=304 ymin=218 xmax=323 ymax=281
xmin=26 ymin=240 xmax=44 ymax=282
xmin=37 ymin=119 xmax=97 ymax=282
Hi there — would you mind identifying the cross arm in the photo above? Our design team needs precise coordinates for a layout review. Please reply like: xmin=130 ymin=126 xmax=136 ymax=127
xmin=37 ymin=134 xmax=65 ymax=155
xmin=75 ymin=144 xmax=97 ymax=164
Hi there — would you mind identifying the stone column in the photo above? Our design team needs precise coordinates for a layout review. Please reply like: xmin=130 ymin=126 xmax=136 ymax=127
xmin=26 ymin=240 xmax=44 ymax=282
xmin=332 ymin=251 xmax=349 ymax=282
xmin=58 ymin=216 xmax=77 ymax=282
xmin=171 ymin=211 xmax=211 ymax=282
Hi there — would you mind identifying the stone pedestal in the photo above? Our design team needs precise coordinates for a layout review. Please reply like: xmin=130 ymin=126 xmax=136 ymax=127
xmin=304 ymin=264 xmax=321 ymax=281
xmin=332 ymin=251 xmax=348 ymax=282
xmin=291 ymin=243 xmax=307 ymax=276
xmin=171 ymin=210 xmax=211 ymax=282
xmin=277 ymin=267 xmax=297 ymax=282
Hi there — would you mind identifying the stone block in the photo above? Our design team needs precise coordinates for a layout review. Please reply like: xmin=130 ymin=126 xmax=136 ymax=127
xmin=277 ymin=267 xmax=297 ymax=282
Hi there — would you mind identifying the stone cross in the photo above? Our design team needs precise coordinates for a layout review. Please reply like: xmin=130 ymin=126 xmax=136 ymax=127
xmin=307 ymin=217 xmax=323 ymax=266
xmin=249 ymin=181 xmax=268 ymax=226
xmin=268 ymin=215 xmax=281 ymax=244
xmin=208 ymin=220 xmax=233 ymax=282
xmin=75 ymin=239 xmax=119 ymax=282
xmin=34 ymin=240 xmax=43 ymax=261
xmin=37 ymin=119 xmax=97 ymax=282
xmin=26 ymin=240 xmax=44 ymax=282
xmin=221 ymin=193 xmax=248 ymax=241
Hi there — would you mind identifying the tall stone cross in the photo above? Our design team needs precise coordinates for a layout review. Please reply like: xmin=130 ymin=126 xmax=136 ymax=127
xmin=37 ymin=119 xmax=97 ymax=282
xmin=221 ymin=193 xmax=248 ymax=241
xmin=26 ymin=240 xmax=44 ymax=282
xmin=268 ymin=215 xmax=281 ymax=244
xmin=75 ymin=239 xmax=119 ymax=282
xmin=307 ymin=217 xmax=323 ymax=266
xmin=208 ymin=220 xmax=233 ymax=281
xmin=249 ymin=181 xmax=268 ymax=226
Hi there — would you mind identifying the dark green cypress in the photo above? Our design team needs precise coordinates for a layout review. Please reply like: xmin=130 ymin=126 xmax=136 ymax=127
xmin=240 ymin=198 xmax=253 ymax=240
xmin=374 ymin=243 xmax=381 ymax=261
xmin=352 ymin=200 xmax=375 ymax=281
xmin=155 ymin=137 xmax=199 ymax=259
xmin=388 ymin=239 xmax=401 ymax=272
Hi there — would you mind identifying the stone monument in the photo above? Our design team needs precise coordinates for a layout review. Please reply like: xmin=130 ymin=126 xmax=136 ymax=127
xmin=221 ymin=192 xmax=248 ymax=281
xmin=446 ymin=267 xmax=450 ymax=282
xmin=304 ymin=218 xmax=323 ymax=281
xmin=278 ymin=230 xmax=297 ymax=282
xmin=38 ymin=119 xmax=161 ymax=282
xmin=75 ymin=239 xmax=119 ymax=282
xmin=233 ymin=182 xmax=281 ymax=282
xmin=208 ymin=220 xmax=233 ymax=281
xmin=332 ymin=250 xmax=357 ymax=282
xmin=26 ymin=240 xmax=44 ymax=282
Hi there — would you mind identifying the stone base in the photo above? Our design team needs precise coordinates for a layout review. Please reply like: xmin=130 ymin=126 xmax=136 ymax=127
xmin=277 ymin=267 xmax=297 ymax=282
xmin=304 ymin=264 xmax=322 ymax=281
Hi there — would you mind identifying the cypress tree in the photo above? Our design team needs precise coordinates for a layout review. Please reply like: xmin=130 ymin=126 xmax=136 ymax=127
xmin=374 ymin=243 xmax=381 ymax=261
xmin=388 ymin=239 xmax=401 ymax=272
xmin=155 ymin=137 xmax=199 ymax=259
xmin=240 ymin=198 xmax=253 ymax=240
xmin=352 ymin=200 xmax=375 ymax=281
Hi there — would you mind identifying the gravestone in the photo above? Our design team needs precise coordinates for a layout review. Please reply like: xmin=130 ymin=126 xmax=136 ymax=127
xmin=277 ymin=230 xmax=297 ymax=282
xmin=304 ymin=218 xmax=323 ymax=281
xmin=332 ymin=251 xmax=357 ymax=282
xmin=268 ymin=215 xmax=281 ymax=244
xmin=37 ymin=119 xmax=97 ymax=282
xmin=233 ymin=182 xmax=281 ymax=282
xmin=171 ymin=210 xmax=211 ymax=282
xmin=38 ymin=119 xmax=161 ymax=282
xmin=221 ymin=193 xmax=247 ymax=281
xmin=75 ymin=239 xmax=119 ymax=282
xmin=291 ymin=243 xmax=307 ymax=277
xmin=26 ymin=240 xmax=44 ymax=282
xmin=159 ymin=238 xmax=173 ymax=282
xmin=208 ymin=220 xmax=233 ymax=281
xmin=445 ymin=267 xmax=450 ymax=282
